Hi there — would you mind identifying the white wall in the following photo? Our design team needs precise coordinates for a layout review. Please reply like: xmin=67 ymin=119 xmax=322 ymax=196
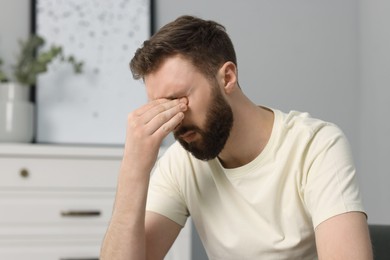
xmin=358 ymin=0 xmax=390 ymax=225
xmin=0 ymin=0 xmax=31 ymax=78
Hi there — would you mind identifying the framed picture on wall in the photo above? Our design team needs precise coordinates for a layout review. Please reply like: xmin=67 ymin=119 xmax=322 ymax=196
xmin=32 ymin=0 xmax=154 ymax=145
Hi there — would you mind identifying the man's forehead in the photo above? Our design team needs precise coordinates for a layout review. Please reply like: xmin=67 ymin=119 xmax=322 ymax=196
xmin=145 ymin=80 xmax=190 ymax=101
xmin=145 ymin=81 xmax=194 ymax=101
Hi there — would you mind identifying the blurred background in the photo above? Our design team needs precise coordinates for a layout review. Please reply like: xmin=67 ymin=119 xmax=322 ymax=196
xmin=1 ymin=0 xmax=389 ymax=259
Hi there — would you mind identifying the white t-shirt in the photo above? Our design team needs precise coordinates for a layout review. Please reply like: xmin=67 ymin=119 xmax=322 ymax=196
xmin=146 ymin=109 xmax=365 ymax=259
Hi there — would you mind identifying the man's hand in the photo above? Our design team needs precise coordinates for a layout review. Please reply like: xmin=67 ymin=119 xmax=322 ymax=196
xmin=100 ymin=97 xmax=188 ymax=260
xmin=124 ymin=97 xmax=188 ymax=173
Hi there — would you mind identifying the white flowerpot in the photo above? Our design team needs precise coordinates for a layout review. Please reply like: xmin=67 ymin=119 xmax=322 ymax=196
xmin=0 ymin=82 xmax=35 ymax=143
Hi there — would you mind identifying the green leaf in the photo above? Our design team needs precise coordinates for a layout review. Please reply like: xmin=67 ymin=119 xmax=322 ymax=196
xmin=3 ymin=34 xmax=84 ymax=86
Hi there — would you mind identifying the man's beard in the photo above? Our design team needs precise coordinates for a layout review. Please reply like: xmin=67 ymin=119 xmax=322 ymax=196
xmin=173 ymin=85 xmax=233 ymax=161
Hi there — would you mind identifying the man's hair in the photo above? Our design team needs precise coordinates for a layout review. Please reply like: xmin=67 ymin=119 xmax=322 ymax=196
xmin=130 ymin=15 xmax=237 ymax=80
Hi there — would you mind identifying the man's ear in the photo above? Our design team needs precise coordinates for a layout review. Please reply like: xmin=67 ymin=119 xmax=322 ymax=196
xmin=218 ymin=61 xmax=238 ymax=94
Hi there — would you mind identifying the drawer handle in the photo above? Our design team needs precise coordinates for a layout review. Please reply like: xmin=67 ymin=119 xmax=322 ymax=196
xmin=60 ymin=258 xmax=99 ymax=260
xmin=60 ymin=210 xmax=101 ymax=217
xmin=20 ymin=168 xmax=29 ymax=178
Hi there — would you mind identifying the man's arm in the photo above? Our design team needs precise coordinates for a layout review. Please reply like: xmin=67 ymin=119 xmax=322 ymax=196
xmin=145 ymin=212 xmax=183 ymax=259
xmin=315 ymin=211 xmax=373 ymax=260
xmin=100 ymin=98 xmax=188 ymax=260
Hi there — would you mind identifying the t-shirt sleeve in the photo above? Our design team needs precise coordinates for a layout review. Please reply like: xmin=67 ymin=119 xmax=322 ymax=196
xmin=303 ymin=124 xmax=366 ymax=228
xmin=146 ymin=145 xmax=189 ymax=227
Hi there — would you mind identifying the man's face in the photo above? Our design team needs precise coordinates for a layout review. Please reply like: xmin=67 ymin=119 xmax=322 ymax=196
xmin=173 ymin=81 xmax=233 ymax=160
xmin=144 ymin=55 xmax=234 ymax=160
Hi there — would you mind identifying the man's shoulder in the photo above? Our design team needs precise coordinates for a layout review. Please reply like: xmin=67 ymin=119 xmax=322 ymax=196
xmin=275 ymin=109 xmax=343 ymax=137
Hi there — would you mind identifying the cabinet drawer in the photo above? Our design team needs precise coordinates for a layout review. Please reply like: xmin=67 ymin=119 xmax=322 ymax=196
xmin=0 ymin=191 xmax=114 ymax=236
xmin=0 ymin=157 xmax=120 ymax=189
xmin=0 ymin=239 xmax=101 ymax=260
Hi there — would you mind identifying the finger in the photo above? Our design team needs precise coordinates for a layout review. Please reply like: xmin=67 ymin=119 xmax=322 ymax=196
xmin=133 ymin=98 xmax=173 ymax=118
xmin=154 ymin=111 xmax=185 ymax=139
xmin=141 ymin=97 xmax=187 ymax=125
xmin=145 ymin=101 xmax=187 ymax=134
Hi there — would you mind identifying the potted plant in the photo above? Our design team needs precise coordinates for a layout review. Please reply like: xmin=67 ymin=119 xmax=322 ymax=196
xmin=0 ymin=35 xmax=83 ymax=143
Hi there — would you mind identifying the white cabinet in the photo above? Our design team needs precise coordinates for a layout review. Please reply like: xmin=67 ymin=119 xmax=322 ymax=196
xmin=0 ymin=144 xmax=191 ymax=260
xmin=0 ymin=144 xmax=122 ymax=260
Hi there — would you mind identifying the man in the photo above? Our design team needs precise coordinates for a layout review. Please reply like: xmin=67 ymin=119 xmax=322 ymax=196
xmin=101 ymin=15 xmax=372 ymax=259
